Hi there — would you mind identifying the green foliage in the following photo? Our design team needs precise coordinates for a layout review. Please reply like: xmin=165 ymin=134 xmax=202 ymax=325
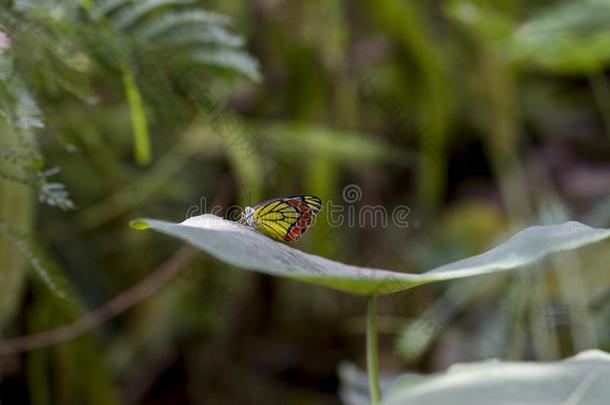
xmin=2 ymin=0 xmax=610 ymax=402
xmin=0 ymin=0 xmax=259 ymax=297
xmin=0 ymin=0 xmax=259 ymax=195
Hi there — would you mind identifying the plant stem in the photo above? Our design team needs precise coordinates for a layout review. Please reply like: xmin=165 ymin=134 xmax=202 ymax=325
xmin=367 ymin=295 xmax=381 ymax=405
xmin=0 ymin=245 xmax=197 ymax=355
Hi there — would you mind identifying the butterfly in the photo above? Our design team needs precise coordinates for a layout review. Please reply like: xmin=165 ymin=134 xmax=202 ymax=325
xmin=239 ymin=195 xmax=322 ymax=242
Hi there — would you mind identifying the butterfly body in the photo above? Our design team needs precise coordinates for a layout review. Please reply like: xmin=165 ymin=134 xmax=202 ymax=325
xmin=240 ymin=195 xmax=322 ymax=242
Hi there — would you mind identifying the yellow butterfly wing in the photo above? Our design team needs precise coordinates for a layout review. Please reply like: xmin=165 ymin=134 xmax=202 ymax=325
xmin=251 ymin=196 xmax=321 ymax=242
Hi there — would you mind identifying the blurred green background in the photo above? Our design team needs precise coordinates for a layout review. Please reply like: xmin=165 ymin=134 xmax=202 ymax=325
xmin=1 ymin=0 xmax=609 ymax=404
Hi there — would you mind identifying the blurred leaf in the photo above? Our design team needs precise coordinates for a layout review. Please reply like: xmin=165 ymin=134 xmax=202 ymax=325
xmin=131 ymin=215 xmax=610 ymax=296
xmin=122 ymin=67 xmax=151 ymax=166
xmin=383 ymin=350 xmax=610 ymax=404
xmin=511 ymin=0 xmax=610 ymax=73
xmin=258 ymin=123 xmax=415 ymax=167
xmin=446 ymin=1 xmax=516 ymax=43
xmin=366 ymin=0 xmax=454 ymax=208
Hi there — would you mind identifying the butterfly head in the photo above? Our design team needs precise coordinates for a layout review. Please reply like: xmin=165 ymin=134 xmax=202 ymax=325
xmin=241 ymin=206 xmax=256 ymax=226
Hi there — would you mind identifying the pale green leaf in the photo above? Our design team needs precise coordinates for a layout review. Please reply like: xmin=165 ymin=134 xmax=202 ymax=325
xmin=132 ymin=215 xmax=610 ymax=296
xmin=383 ymin=350 xmax=610 ymax=405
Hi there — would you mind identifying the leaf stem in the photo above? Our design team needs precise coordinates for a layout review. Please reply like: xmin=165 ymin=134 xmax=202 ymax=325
xmin=367 ymin=295 xmax=381 ymax=405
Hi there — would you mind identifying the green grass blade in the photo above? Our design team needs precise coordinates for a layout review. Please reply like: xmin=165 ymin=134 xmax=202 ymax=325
xmin=122 ymin=68 xmax=151 ymax=166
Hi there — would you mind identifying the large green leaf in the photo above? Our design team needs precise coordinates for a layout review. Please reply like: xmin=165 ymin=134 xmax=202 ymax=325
xmin=131 ymin=215 xmax=610 ymax=296
xmin=382 ymin=350 xmax=610 ymax=404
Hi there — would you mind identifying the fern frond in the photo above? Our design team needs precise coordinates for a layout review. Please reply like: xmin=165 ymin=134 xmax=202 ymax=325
xmin=159 ymin=25 xmax=244 ymax=48
xmin=0 ymin=221 xmax=67 ymax=298
xmin=0 ymin=147 xmax=17 ymax=163
xmin=133 ymin=10 xmax=230 ymax=40
xmin=12 ymin=85 xmax=44 ymax=129
xmin=0 ymin=28 xmax=10 ymax=80
xmin=38 ymin=181 xmax=74 ymax=210
xmin=0 ymin=58 xmax=73 ymax=209
xmin=0 ymin=81 xmax=44 ymax=149
xmin=0 ymin=32 xmax=44 ymax=132
xmin=191 ymin=49 xmax=261 ymax=82
xmin=110 ymin=0 xmax=195 ymax=30
xmin=0 ymin=127 xmax=42 ymax=177
xmin=11 ymin=0 xmax=34 ymax=13
xmin=10 ymin=0 xmax=80 ymax=20
xmin=0 ymin=168 xmax=28 ymax=184
xmin=0 ymin=53 xmax=13 ymax=81
xmin=89 ymin=0 xmax=129 ymax=19
xmin=1 ymin=0 xmax=260 ymax=217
